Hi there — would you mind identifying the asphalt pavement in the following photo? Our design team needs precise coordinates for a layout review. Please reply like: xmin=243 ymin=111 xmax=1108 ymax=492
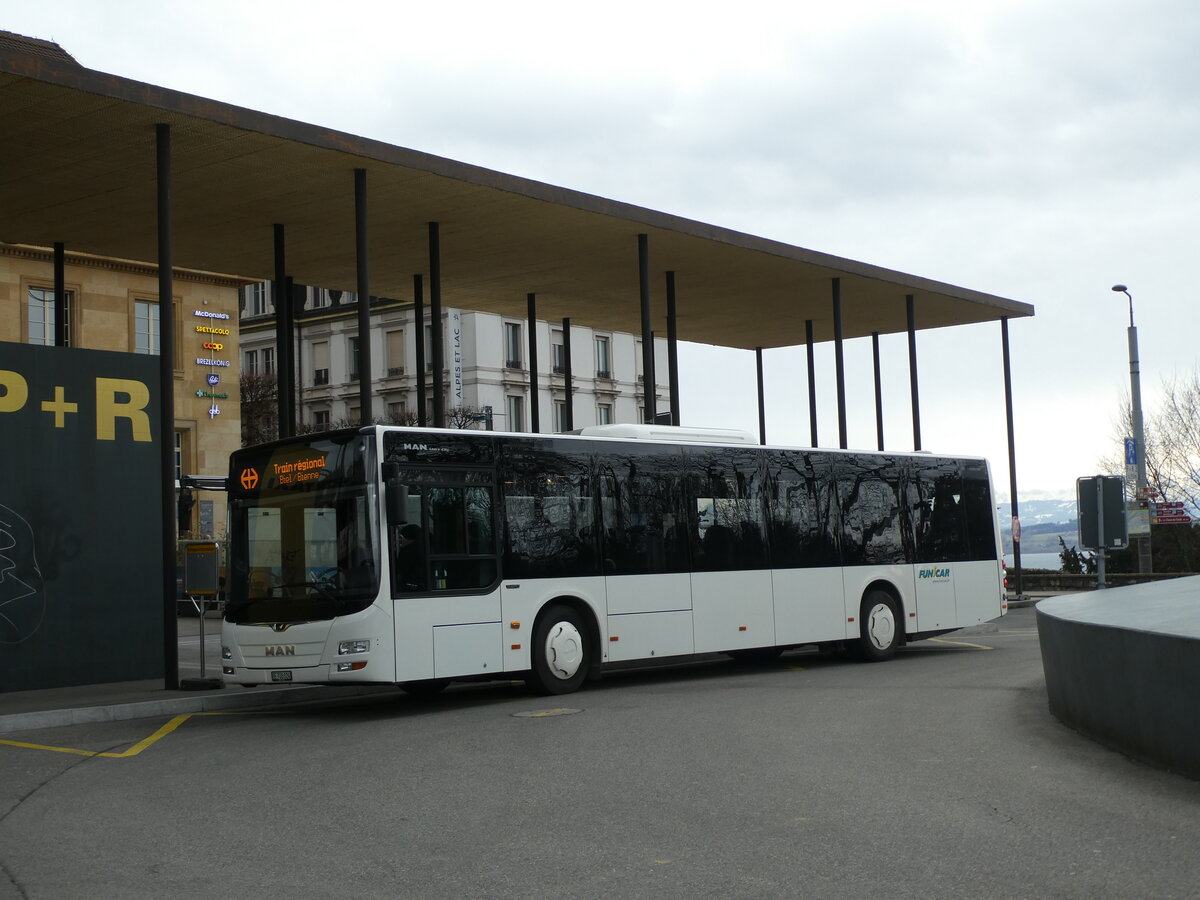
xmin=0 ymin=613 xmax=396 ymax=734
xmin=0 ymin=594 xmax=1044 ymax=735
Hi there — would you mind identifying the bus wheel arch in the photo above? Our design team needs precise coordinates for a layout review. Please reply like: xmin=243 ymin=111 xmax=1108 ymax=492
xmin=852 ymin=582 xmax=904 ymax=662
xmin=529 ymin=598 xmax=599 ymax=695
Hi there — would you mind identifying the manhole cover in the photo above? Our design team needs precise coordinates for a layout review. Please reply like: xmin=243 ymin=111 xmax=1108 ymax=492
xmin=511 ymin=707 xmax=583 ymax=718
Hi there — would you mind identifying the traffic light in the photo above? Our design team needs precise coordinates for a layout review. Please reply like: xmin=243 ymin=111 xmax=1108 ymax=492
xmin=177 ymin=487 xmax=195 ymax=534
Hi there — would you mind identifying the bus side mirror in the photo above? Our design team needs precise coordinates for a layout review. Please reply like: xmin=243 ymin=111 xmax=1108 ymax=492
xmin=385 ymin=472 xmax=408 ymax=527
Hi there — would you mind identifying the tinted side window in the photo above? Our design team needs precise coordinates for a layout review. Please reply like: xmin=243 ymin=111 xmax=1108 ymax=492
xmin=766 ymin=450 xmax=840 ymax=567
xmin=962 ymin=460 xmax=998 ymax=561
xmin=910 ymin=457 xmax=968 ymax=562
xmin=837 ymin=454 xmax=906 ymax=566
xmin=687 ymin=447 xmax=767 ymax=571
xmin=598 ymin=446 xmax=689 ymax=575
xmin=501 ymin=443 xmax=599 ymax=579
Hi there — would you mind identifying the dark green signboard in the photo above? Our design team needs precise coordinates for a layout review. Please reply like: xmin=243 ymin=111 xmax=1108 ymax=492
xmin=1 ymin=340 xmax=163 ymax=691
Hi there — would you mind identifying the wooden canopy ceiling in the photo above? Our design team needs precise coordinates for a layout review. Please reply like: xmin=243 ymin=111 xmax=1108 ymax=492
xmin=0 ymin=32 xmax=1033 ymax=350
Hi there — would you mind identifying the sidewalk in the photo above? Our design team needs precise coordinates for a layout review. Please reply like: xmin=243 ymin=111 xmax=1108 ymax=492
xmin=0 ymin=614 xmax=394 ymax=735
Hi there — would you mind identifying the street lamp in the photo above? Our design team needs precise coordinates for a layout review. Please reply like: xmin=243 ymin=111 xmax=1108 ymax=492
xmin=1112 ymin=284 xmax=1151 ymax=573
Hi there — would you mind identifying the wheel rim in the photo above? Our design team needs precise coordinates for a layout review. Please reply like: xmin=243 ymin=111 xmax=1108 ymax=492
xmin=544 ymin=620 xmax=584 ymax=680
xmin=865 ymin=602 xmax=896 ymax=651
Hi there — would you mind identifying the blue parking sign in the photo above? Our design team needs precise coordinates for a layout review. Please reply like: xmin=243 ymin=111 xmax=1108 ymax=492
xmin=1125 ymin=438 xmax=1137 ymax=466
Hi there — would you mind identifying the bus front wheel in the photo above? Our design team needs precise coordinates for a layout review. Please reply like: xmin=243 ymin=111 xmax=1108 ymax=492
xmin=853 ymin=590 xmax=901 ymax=662
xmin=530 ymin=605 xmax=589 ymax=695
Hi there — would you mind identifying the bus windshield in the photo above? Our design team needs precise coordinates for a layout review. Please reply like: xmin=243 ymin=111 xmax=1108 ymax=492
xmin=226 ymin=431 xmax=380 ymax=624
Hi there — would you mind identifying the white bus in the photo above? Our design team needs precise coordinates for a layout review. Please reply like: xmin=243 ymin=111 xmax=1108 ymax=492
xmin=220 ymin=424 xmax=1005 ymax=695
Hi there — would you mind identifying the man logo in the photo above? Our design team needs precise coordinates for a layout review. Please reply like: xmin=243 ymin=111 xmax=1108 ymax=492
xmin=265 ymin=645 xmax=295 ymax=657
xmin=240 ymin=467 xmax=259 ymax=490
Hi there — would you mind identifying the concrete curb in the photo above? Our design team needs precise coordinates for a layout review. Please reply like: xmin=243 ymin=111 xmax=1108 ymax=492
xmin=0 ymin=684 xmax=399 ymax=735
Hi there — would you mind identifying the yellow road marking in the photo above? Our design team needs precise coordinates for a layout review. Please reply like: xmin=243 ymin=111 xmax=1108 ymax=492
xmin=928 ymin=637 xmax=994 ymax=651
xmin=0 ymin=712 xmax=223 ymax=758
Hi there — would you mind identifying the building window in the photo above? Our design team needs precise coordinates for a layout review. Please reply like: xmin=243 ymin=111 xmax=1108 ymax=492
xmin=261 ymin=347 xmax=275 ymax=376
xmin=506 ymin=395 xmax=524 ymax=432
xmin=387 ymin=400 xmax=407 ymax=421
xmin=313 ymin=410 xmax=331 ymax=429
xmin=244 ymin=350 xmax=259 ymax=375
xmin=349 ymin=336 xmax=360 ymax=382
xmin=595 ymin=336 xmax=610 ymax=378
xmin=27 ymin=286 xmax=73 ymax=346
xmin=246 ymin=283 xmax=269 ymax=317
xmin=554 ymin=400 xmax=568 ymax=432
xmin=175 ymin=431 xmax=183 ymax=486
xmin=425 ymin=324 xmax=434 ymax=371
xmin=134 ymin=300 xmax=160 ymax=355
xmin=504 ymin=321 xmax=523 ymax=369
xmin=551 ymin=330 xmax=566 ymax=373
xmin=386 ymin=329 xmax=405 ymax=376
xmin=312 ymin=341 xmax=330 ymax=386
xmin=597 ymin=403 xmax=613 ymax=425
xmin=309 ymin=286 xmax=329 ymax=309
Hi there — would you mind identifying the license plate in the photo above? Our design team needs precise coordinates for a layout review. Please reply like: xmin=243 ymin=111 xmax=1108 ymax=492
xmin=270 ymin=670 xmax=293 ymax=683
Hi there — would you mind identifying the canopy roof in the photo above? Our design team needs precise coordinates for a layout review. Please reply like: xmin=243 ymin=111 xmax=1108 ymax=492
xmin=0 ymin=32 xmax=1033 ymax=350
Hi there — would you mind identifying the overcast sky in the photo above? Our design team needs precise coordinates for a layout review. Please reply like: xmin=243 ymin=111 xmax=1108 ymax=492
xmin=9 ymin=0 xmax=1198 ymax=503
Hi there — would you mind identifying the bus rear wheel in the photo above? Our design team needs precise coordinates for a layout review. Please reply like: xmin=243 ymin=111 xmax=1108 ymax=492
xmin=530 ymin=605 xmax=589 ymax=695
xmin=853 ymin=590 xmax=901 ymax=662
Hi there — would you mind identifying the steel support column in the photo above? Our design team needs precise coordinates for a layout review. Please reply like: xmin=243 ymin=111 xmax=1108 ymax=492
xmin=156 ymin=123 xmax=178 ymax=689
xmin=53 ymin=242 xmax=66 ymax=346
xmin=872 ymin=332 xmax=884 ymax=451
xmin=428 ymin=222 xmax=445 ymax=427
xmin=666 ymin=271 xmax=681 ymax=425
xmin=527 ymin=293 xmax=540 ymax=433
xmin=805 ymin=319 xmax=818 ymax=447
xmin=414 ymin=274 xmax=426 ymax=427
xmin=354 ymin=169 xmax=372 ymax=424
xmin=638 ymin=234 xmax=654 ymax=425
xmin=1001 ymin=317 xmax=1023 ymax=595
xmin=906 ymin=294 xmax=922 ymax=451
xmin=756 ymin=347 xmax=767 ymax=444
xmin=562 ymin=316 xmax=574 ymax=431
xmin=282 ymin=276 xmax=297 ymax=436
xmin=273 ymin=223 xmax=290 ymax=438
xmin=832 ymin=278 xmax=847 ymax=450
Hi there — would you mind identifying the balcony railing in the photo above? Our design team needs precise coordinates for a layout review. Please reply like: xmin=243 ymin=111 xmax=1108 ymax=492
xmin=387 ymin=366 xmax=405 ymax=377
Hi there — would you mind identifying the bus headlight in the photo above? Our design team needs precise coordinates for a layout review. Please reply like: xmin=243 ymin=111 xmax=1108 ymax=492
xmin=338 ymin=639 xmax=370 ymax=655
xmin=221 ymin=646 xmax=232 ymax=660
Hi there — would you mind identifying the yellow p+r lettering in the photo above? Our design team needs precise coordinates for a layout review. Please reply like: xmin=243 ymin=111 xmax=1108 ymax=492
xmin=0 ymin=370 xmax=29 ymax=413
xmin=96 ymin=378 xmax=152 ymax=442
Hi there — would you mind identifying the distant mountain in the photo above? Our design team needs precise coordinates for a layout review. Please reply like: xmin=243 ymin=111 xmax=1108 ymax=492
xmin=997 ymin=498 xmax=1076 ymax=529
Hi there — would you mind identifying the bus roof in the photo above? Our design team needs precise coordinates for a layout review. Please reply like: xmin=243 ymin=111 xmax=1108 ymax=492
xmin=572 ymin=424 xmax=758 ymax=445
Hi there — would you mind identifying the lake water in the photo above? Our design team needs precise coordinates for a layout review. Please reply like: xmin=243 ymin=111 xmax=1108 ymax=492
xmin=1004 ymin=551 xmax=1065 ymax=570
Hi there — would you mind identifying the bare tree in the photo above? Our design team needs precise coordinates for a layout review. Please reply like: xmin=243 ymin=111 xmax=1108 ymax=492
xmin=1151 ymin=370 xmax=1200 ymax=512
xmin=444 ymin=405 xmax=491 ymax=429
xmin=240 ymin=372 xmax=278 ymax=447
xmin=1102 ymin=376 xmax=1200 ymax=509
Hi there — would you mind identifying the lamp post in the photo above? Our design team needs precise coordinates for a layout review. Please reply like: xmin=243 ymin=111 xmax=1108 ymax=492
xmin=1112 ymin=284 xmax=1152 ymax=573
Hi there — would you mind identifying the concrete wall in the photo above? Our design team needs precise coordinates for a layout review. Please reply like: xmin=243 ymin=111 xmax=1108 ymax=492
xmin=1037 ymin=577 xmax=1200 ymax=780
